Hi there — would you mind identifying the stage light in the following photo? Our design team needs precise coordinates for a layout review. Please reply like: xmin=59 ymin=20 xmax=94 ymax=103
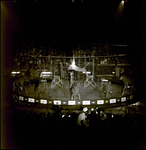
xmin=82 ymin=101 xmax=90 ymax=105
xmin=117 ymin=99 xmax=120 ymax=102
xmin=62 ymin=115 xmax=65 ymax=118
xmin=112 ymin=115 xmax=114 ymax=118
xmin=12 ymin=72 xmax=16 ymax=74
xmin=19 ymin=96 xmax=24 ymax=101
xmin=97 ymin=100 xmax=104 ymax=104
xmin=11 ymin=71 xmax=20 ymax=76
xmin=40 ymin=72 xmax=52 ymax=77
xmin=40 ymin=99 xmax=47 ymax=104
xmin=28 ymin=98 xmax=35 ymax=103
xmin=121 ymin=97 xmax=126 ymax=102
xmin=54 ymin=100 xmax=61 ymax=105
xmin=68 ymin=115 xmax=71 ymax=117
xmin=110 ymin=99 xmax=116 ymax=103
xmin=121 ymin=0 xmax=124 ymax=4
xmin=68 ymin=101 xmax=76 ymax=105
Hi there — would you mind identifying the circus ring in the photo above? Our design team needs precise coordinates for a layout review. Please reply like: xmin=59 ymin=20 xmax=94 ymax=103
xmin=11 ymin=55 xmax=138 ymax=111
xmin=12 ymin=74 xmax=137 ymax=111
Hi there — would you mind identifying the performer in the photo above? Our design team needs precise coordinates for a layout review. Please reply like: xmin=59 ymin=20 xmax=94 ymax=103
xmin=68 ymin=58 xmax=90 ymax=73
xmin=114 ymin=65 xmax=121 ymax=78
xmin=121 ymin=67 xmax=125 ymax=76
xmin=71 ymin=83 xmax=81 ymax=100
xmin=105 ymin=81 xmax=112 ymax=98
xmin=60 ymin=62 xmax=68 ymax=79
xmin=60 ymin=62 xmax=64 ymax=79
xmin=120 ymin=75 xmax=134 ymax=96
xmin=76 ymin=107 xmax=88 ymax=126
xmin=69 ymin=71 xmax=74 ymax=88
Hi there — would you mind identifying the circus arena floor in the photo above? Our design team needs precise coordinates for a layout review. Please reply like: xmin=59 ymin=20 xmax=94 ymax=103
xmin=22 ymin=77 xmax=123 ymax=100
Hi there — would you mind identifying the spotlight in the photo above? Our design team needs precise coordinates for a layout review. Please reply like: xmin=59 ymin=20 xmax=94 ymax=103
xmin=11 ymin=71 xmax=20 ymax=77
xmin=12 ymin=71 xmax=20 ymax=75
xmin=121 ymin=0 xmax=124 ymax=4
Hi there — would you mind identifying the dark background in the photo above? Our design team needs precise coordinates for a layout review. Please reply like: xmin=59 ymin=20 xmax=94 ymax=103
xmin=9 ymin=1 xmax=143 ymax=45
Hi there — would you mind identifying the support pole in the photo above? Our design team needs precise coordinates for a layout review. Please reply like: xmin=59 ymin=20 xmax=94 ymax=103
xmin=92 ymin=57 xmax=94 ymax=77
xmin=78 ymin=45 xmax=80 ymax=81
xmin=50 ymin=57 xmax=53 ymax=78
xmin=92 ymin=46 xmax=96 ymax=77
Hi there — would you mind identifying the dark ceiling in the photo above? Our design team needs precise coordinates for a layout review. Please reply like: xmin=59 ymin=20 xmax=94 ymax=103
xmin=10 ymin=1 xmax=142 ymax=46
xmin=2 ymin=1 xmax=144 ymax=50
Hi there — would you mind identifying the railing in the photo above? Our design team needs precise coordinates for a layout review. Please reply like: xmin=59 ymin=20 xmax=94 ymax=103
xmin=12 ymin=91 xmax=138 ymax=108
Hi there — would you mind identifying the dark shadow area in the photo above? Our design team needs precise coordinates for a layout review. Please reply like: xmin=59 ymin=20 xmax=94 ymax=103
xmin=2 ymin=105 xmax=145 ymax=149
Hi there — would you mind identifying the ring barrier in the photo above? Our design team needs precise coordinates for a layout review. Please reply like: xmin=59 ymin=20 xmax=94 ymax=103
xmin=12 ymin=91 xmax=138 ymax=108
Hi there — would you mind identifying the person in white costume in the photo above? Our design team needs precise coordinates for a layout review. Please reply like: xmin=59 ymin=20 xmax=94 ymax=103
xmin=68 ymin=59 xmax=90 ymax=73
xmin=76 ymin=107 xmax=88 ymax=126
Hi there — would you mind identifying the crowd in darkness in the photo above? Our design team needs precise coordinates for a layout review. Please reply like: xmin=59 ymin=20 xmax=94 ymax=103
xmin=11 ymin=42 xmax=132 ymax=70
xmin=11 ymin=43 xmax=63 ymax=69
xmin=9 ymin=106 xmax=145 ymax=149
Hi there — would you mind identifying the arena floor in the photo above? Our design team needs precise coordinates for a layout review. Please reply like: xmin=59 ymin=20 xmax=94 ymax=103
xmin=19 ymin=78 xmax=123 ymax=100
